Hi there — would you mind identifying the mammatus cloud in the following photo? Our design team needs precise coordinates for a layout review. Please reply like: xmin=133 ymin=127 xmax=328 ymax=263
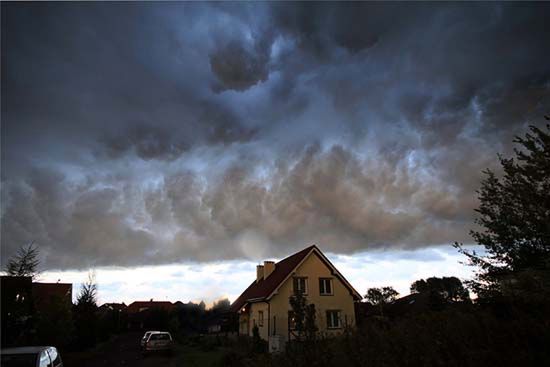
xmin=210 ymin=37 xmax=272 ymax=92
xmin=1 ymin=2 xmax=549 ymax=270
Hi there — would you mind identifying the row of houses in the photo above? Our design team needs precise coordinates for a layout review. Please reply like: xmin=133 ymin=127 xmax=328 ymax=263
xmin=2 ymin=245 xmax=363 ymax=352
xmin=3 ymin=245 xmax=441 ymax=353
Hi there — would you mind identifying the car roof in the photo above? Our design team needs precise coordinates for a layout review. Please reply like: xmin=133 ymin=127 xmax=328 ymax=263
xmin=2 ymin=346 xmax=54 ymax=354
xmin=149 ymin=331 xmax=171 ymax=334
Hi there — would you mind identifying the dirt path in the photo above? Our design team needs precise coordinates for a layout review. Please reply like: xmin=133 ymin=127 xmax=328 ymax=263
xmin=62 ymin=332 xmax=179 ymax=367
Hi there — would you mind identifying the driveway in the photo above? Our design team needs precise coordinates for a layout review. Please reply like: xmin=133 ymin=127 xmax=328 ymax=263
xmin=63 ymin=332 xmax=177 ymax=367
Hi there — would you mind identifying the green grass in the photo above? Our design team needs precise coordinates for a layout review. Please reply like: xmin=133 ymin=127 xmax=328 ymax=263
xmin=173 ymin=344 xmax=225 ymax=367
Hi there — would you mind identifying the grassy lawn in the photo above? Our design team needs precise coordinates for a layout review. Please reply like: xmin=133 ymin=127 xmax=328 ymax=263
xmin=173 ymin=343 xmax=226 ymax=367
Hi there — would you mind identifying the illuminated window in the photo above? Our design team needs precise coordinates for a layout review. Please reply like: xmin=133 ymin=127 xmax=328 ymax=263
xmin=288 ymin=311 xmax=296 ymax=330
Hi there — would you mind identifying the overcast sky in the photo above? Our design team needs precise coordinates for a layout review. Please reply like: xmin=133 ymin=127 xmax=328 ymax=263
xmin=1 ymin=2 xmax=549 ymax=303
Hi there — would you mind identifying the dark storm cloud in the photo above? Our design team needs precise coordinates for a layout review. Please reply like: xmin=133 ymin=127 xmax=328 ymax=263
xmin=210 ymin=37 xmax=272 ymax=92
xmin=1 ymin=2 xmax=549 ymax=269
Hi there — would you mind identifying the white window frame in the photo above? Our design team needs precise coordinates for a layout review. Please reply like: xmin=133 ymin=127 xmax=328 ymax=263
xmin=319 ymin=278 xmax=333 ymax=295
xmin=326 ymin=310 xmax=341 ymax=329
xmin=293 ymin=276 xmax=308 ymax=295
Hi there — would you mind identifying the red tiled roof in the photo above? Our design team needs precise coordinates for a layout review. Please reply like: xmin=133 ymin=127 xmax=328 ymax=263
xmin=230 ymin=245 xmax=316 ymax=312
xmin=100 ymin=302 xmax=128 ymax=311
xmin=127 ymin=301 xmax=174 ymax=314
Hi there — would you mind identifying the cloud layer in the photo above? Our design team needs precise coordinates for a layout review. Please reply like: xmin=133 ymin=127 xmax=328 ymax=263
xmin=1 ymin=3 xmax=549 ymax=270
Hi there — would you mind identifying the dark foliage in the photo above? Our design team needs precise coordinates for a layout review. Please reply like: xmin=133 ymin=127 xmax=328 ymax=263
xmin=34 ymin=295 xmax=74 ymax=348
xmin=364 ymin=286 xmax=399 ymax=316
xmin=5 ymin=242 xmax=40 ymax=280
xmin=289 ymin=290 xmax=318 ymax=342
xmin=455 ymin=122 xmax=550 ymax=297
xmin=410 ymin=276 xmax=470 ymax=303
xmin=73 ymin=273 xmax=99 ymax=348
xmin=223 ymin=297 xmax=550 ymax=367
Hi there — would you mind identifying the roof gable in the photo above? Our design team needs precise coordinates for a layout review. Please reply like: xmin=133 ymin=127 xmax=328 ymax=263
xmin=230 ymin=245 xmax=361 ymax=312
xmin=229 ymin=245 xmax=315 ymax=312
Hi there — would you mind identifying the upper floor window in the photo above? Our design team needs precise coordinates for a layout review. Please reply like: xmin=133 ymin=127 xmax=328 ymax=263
xmin=326 ymin=310 xmax=341 ymax=329
xmin=293 ymin=277 xmax=308 ymax=294
xmin=319 ymin=278 xmax=333 ymax=295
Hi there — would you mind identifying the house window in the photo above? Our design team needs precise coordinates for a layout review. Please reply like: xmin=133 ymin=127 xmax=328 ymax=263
xmin=293 ymin=277 xmax=308 ymax=294
xmin=259 ymin=311 xmax=264 ymax=327
xmin=326 ymin=310 xmax=341 ymax=329
xmin=288 ymin=311 xmax=296 ymax=330
xmin=319 ymin=278 xmax=333 ymax=295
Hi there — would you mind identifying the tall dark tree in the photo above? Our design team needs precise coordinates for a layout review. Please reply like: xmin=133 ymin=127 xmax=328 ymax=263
xmin=5 ymin=242 xmax=40 ymax=280
xmin=74 ymin=272 xmax=99 ymax=348
xmin=455 ymin=121 xmax=550 ymax=297
xmin=364 ymin=286 xmax=399 ymax=316
xmin=410 ymin=276 xmax=470 ymax=303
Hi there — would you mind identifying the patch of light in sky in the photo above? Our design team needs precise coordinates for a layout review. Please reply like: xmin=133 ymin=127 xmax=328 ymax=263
xmin=37 ymin=245 xmax=477 ymax=306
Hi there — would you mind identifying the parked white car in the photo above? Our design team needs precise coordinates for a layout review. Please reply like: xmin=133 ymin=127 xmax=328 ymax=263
xmin=142 ymin=331 xmax=173 ymax=355
xmin=140 ymin=330 xmax=160 ymax=350
xmin=1 ymin=346 xmax=63 ymax=367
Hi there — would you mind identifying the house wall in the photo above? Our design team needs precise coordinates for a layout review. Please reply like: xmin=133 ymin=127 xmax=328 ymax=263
xmin=249 ymin=302 xmax=269 ymax=340
xmin=268 ymin=251 xmax=356 ymax=342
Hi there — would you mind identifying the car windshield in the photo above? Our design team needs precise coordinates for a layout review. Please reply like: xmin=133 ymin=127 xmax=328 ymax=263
xmin=1 ymin=354 xmax=38 ymax=367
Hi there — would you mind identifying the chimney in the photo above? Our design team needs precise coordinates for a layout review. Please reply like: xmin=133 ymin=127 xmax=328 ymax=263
xmin=264 ymin=261 xmax=275 ymax=279
xmin=256 ymin=265 xmax=264 ymax=282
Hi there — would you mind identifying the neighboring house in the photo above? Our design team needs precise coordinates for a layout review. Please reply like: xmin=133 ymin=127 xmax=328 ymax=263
xmin=1 ymin=276 xmax=72 ymax=347
xmin=127 ymin=300 xmax=175 ymax=330
xmin=99 ymin=302 xmax=128 ymax=313
xmin=1 ymin=276 xmax=33 ymax=317
xmin=127 ymin=300 xmax=174 ymax=314
xmin=31 ymin=282 xmax=72 ymax=314
xmin=1 ymin=277 xmax=73 ymax=317
xmin=1 ymin=276 xmax=33 ymax=346
xmin=230 ymin=245 xmax=362 ymax=351
xmin=205 ymin=311 xmax=230 ymax=334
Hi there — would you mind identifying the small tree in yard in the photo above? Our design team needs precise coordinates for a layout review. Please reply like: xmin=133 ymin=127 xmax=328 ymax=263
xmin=364 ymin=287 xmax=399 ymax=316
xmin=289 ymin=290 xmax=318 ymax=342
xmin=5 ymin=242 xmax=40 ymax=280
xmin=454 ymin=121 xmax=550 ymax=299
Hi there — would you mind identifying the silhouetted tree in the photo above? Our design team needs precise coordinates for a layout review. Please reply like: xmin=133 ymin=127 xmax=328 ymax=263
xmin=74 ymin=272 xmax=99 ymax=348
xmin=212 ymin=298 xmax=231 ymax=312
xmin=289 ymin=290 xmax=318 ymax=342
xmin=411 ymin=276 xmax=470 ymax=303
xmin=304 ymin=303 xmax=317 ymax=341
xmin=455 ymin=121 xmax=550 ymax=298
xmin=364 ymin=287 xmax=399 ymax=316
xmin=5 ymin=242 xmax=40 ymax=280
xmin=35 ymin=295 xmax=74 ymax=348
xmin=289 ymin=291 xmax=307 ymax=340
xmin=199 ymin=300 xmax=206 ymax=313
